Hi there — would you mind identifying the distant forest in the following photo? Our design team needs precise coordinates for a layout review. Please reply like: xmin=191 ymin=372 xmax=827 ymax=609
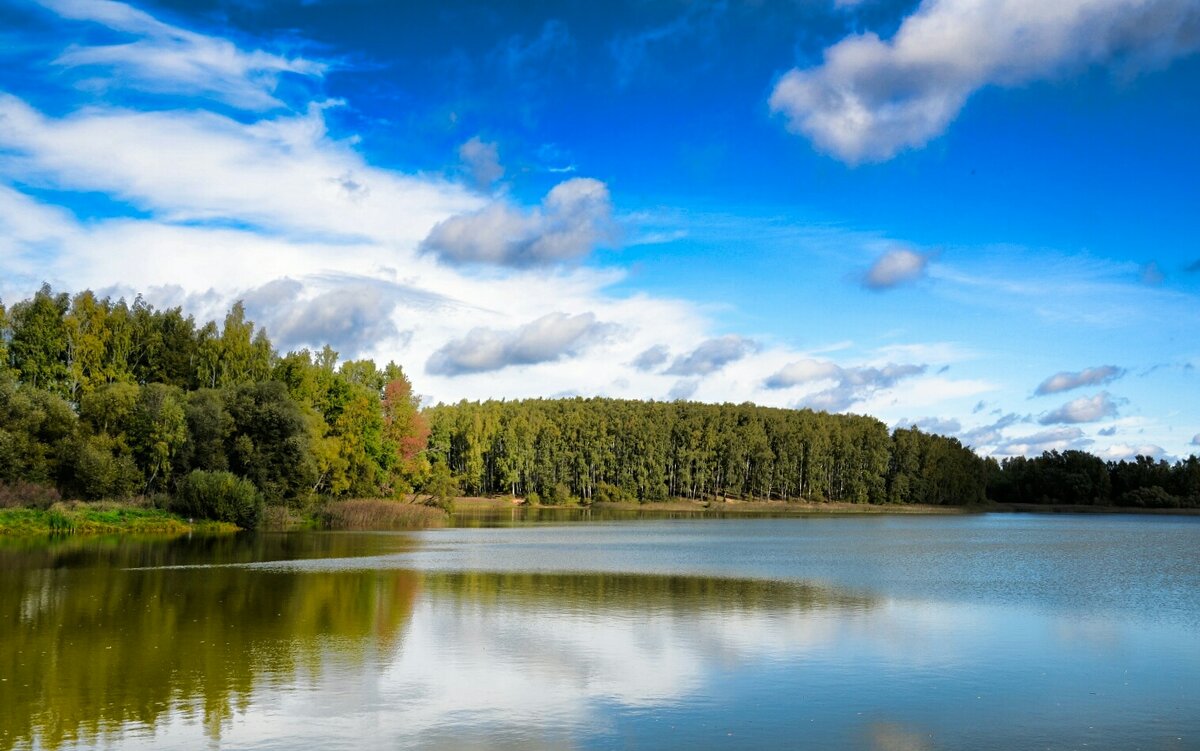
xmin=1 ymin=285 xmax=1198 ymax=521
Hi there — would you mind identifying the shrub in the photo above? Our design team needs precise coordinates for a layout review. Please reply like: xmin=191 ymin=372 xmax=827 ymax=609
xmin=0 ymin=481 xmax=61 ymax=510
xmin=541 ymin=482 xmax=575 ymax=506
xmin=1120 ymin=486 xmax=1181 ymax=509
xmin=524 ymin=491 xmax=541 ymax=506
xmin=593 ymin=482 xmax=634 ymax=504
xmin=172 ymin=470 xmax=263 ymax=529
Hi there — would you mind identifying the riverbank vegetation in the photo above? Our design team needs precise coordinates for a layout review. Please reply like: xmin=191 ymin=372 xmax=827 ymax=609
xmin=1 ymin=285 xmax=1197 ymax=533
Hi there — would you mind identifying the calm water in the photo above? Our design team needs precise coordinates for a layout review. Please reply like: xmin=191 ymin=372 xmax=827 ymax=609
xmin=2 ymin=514 xmax=1198 ymax=750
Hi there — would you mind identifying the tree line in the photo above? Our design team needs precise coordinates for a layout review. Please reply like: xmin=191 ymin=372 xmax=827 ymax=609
xmin=0 ymin=285 xmax=430 ymax=523
xmin=990 ymin=450 xmax=1200 ymax=509
xmin=425 ymin=398 xmax=992 ymax=505
xmin=2 ymin=285 xmax=1197 ymax=519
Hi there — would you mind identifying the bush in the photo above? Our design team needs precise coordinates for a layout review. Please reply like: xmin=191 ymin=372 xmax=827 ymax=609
xmin=0 ymin=481 xmax=61 ymax=510
xmin=593 ymin=482 xmax=634 ymax=504
xmin=541 ymin=482 xmax=575 ymax=506
xmin=524 ymin=491 xmax=540 ymax=506
xmin=1120 ymin=486 xmax=1181 ymax=509
xmin=172 ymin=470 xmax=263 ymax=529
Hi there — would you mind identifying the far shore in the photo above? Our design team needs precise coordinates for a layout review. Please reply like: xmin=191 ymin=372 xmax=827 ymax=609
xmin=449 ymin=496 xmax=1200 ymax=516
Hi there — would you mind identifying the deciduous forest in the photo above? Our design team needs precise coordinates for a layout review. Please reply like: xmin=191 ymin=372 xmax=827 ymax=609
xmin=1 ymin=286 xmax=1197 ymax=529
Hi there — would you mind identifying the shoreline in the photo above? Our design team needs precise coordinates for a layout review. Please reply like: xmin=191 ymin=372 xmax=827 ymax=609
xmin=451 ymin=496 xmax=1200 ymax=516
xmin=0 ymin=503 xmax=239 ymax=537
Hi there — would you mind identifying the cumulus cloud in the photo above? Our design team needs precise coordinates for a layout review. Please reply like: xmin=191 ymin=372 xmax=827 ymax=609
xmin=41 ymin=0 xmax=324 ymax=110
xmin=631 ymin=345 xmax=670 ymax=372
xmin=862 ymin=248 xmax=930 ymax=290
xmin=766 ymin=359 xmax=924 ymax=389
xmin=459 ymin=136 xmax=504 ymax=189
xmin=766 ymin=358 xmax=927 ymax=412
xmin=769 ymin=0 xmax=1200 ymax=162
xmin=1193 ymin=433 xmax=1200 ymax=446
xmin=995 ymin=427 xmax=1092 ymax=456
xmin=426 ymin=312 xmax=614 ymax=376
xmin=1098 ymin=426 xmax=1118 ymax=436
xmin=664 ymin=336 xmax=756 ymax=376
xmin=421 ymin=178 xmax=616 ymax=266
xmin=240 ymin=276 xmax=450 ymax=354
xmin=1035 ymin=365 xmax=1126 ymax=395
xmin=1038 ymin=392 xmax=1120 ymax=425
xmin=1094 ymin=443 xmax=1169 ymax=461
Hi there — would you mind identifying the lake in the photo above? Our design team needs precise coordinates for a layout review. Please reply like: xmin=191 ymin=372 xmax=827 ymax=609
xmin=2 ymin=513 xmax=1198 ymax=750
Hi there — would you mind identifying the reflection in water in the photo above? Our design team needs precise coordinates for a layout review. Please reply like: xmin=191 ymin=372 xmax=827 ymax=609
xmin=0 ymin=537 xmax=420 ymax=750
xmin=1 ymin=517 xmax=1198 ymax=750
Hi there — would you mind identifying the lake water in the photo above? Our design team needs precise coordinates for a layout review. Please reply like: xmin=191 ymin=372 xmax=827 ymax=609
xmin=2 ymin=513 xmax=1198 ymax=750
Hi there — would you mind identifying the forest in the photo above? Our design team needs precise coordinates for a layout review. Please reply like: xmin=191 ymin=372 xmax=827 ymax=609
xmin=1 ymin=285 xmax=1197 ymax=528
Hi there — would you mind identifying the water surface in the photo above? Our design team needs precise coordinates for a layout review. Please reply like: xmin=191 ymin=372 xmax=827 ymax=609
xmin=2 ymin=514 xmax=1197 ymax=750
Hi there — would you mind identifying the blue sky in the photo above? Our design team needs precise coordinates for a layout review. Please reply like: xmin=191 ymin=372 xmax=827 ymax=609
xmin=1 ymin=0 xmax=1198 ymax=459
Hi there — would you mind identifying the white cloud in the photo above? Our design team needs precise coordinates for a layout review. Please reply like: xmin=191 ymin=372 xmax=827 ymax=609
xmin=1039 ymin=392 xmax=1120 ymax=425
xmin=1094 ymin=443 xmax=1168 ymax=461
xmin=664 ymin=335 xmax=756 ymax=376
xmin=426 ymin=312 xmax=615 ymax=376
xmin=862 ymin=247 xmax=930 ymax=290
xmin=459 ymin=136 xmax=504 ymax=189
xmin=896 ymin=416 xmax=962 ymax=436
xmin=770 ymin=0 xmax=1200 ymax=162
xmin=0 ymin=94 xmax=478 ymax=243
xmin=41 ymin=0 xmax=324 ymax=110
xmin=1035 ymin=365 xmax=1125 ymax=395
xmin=631 ymin=345 xmax=670 ymax=372
xmin=421 ymin=177 xmax=616 ymax=266
xmin=1192 ymin=433 xmax=1200 ymax=446
xmin=765 ymin=358 xmax=928 ymax=411
xmin=995 ymin=427 xmax=1092 ymax=456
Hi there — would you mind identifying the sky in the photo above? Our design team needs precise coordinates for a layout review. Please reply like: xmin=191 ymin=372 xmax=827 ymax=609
xmin=1 ymin=0 xmax=1198 ymax=460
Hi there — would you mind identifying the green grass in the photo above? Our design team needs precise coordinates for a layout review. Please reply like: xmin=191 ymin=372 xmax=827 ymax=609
xmin=0 ymin=502 xmax=239 ymax=536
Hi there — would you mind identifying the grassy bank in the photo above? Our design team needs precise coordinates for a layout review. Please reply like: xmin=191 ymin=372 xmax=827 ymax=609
xmin=0 ymin=502 xmax=239 ymax=536
xmin=317 ymin=499 xmax=449 ymax=530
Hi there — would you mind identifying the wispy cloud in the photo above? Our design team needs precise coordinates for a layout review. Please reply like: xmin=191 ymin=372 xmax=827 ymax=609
xmin=41 ymin=0 xmax=324 ymax=110
xmin=609 ymin=2 xmax=726 ymax=87
xmin=770 ymin=0 xmax=1200 ymax=162
xmin=1035 ymin=365 xmax=1125 ymax=395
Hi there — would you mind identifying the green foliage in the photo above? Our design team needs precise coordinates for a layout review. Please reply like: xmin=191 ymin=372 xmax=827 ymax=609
xmin=63 ymin=435 xmax=141 ymax=500
xmin=425 ymin=398 xmax=906 ymax=505
xmin=989 ymin=451 xmax=1200 ymax=508
xmin=173 ymin=470 xmax=264 ymax=529
xmin=0 ymin=285 xmax=1198 ymax=514
xmin=0 ymin=286 xmax=433 ymax=508
xmin=422 ymin=460 xmax=458 ymax=510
